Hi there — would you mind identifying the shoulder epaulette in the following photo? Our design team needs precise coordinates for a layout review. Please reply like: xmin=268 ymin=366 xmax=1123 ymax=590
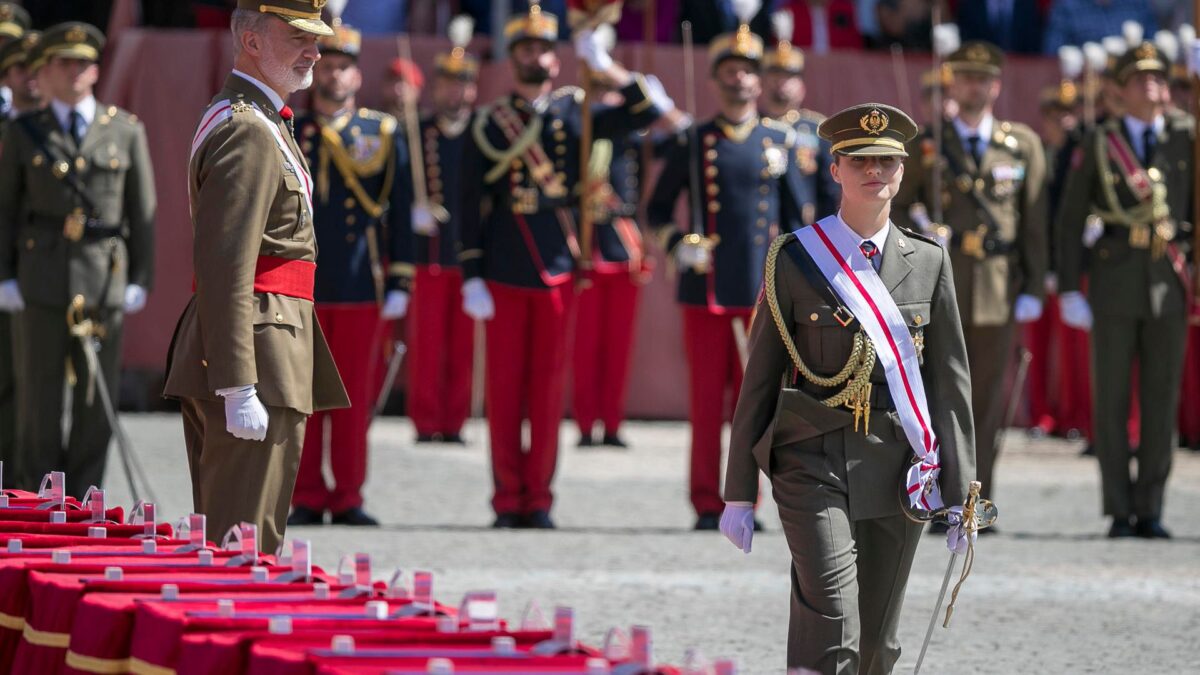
xmin=761 ymin=117 xmax=798 ymax=145
xmin=552 ymin=85 xmax=584 ymax=103
xmin=797 ymin=108 xmax=827 ymax=123
xmin=898 ymin=226 xmax=944 ymax=248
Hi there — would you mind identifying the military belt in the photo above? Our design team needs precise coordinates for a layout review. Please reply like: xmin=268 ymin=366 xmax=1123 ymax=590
xmin=798 ymin=379 xmax=895 ymax=412
xmin=949 ymin=229 xmax=1015 ymax=259
xmin=29 ymin=213 xmax=119 ymax=241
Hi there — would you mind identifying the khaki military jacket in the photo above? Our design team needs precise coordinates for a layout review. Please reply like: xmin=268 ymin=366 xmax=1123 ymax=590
xmin=724 ymin=227 xmax=975 ymax=519
xmin=164 ymin=74 xmax=348 ymax=415
xmin=1055 ymin=112 xmax=1194 ymax=320
xmin=0 ymin=102 xmax=156 ymax=309
xmin=894 ymin=119 xmax=1048 ymax=326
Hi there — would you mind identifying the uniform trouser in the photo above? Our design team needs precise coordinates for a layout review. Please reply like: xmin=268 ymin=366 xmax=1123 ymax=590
xmin=1091 ymin=311 xmax=1187 ymax=520
xmin=965 ymin=322 xmax=1016 ymax=501
xmin=14 ymin=304 xmax=123 ymax=496
xmin=293 ymin=304 xmax=386 ymax=514
xmin=486 ymin=282 xmax=574 ymax=515
xmin=1177 ymin=316 xmax=1200 ymax=448
xmin=408 ymin=267 xmax=474 ymax=437
xmin=1023 ymin=297 xmax=1056 ymax=432
xmin=0 ymin=312 xmax=15 ymax=476
xmin=572 ymin=268 xmax=640 ymax=437
xmin=181 ymin=397 xmax=306 ymax=554
xmin=771 ymin=438 xmax=923 ymax=674
xmin=683 ymin=306 xmax=750 ymax=516
xmin=1057 ymin=320 xmax=1095 ymax=439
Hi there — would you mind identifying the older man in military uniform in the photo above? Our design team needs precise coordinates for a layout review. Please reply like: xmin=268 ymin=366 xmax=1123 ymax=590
xmin=894 ymin=41 xmax=1047 ymax=508
xmin=647 ymin=23 xmax=810 ymax=530
xmin=720 ymin=103 xmax=975 ymax=674
xmin=459 ymin=3 xmax=663 ymax=529
xmin=1056 ymin=42 xmax=1192 ymax=540
xmin=407 ymin=20 xmax=478 ymax=446
xmin=164 ymin=0 xmax=348 ymax=553
xmin=758 ymin=23 xmax=839 ymax=226
xmin=0 ymin=22 xmax=155 ymax=495
xmin=286 ymin=21 xmax=411 ymax=528
xmin=0 ymin=24 xmax=38 ymax=485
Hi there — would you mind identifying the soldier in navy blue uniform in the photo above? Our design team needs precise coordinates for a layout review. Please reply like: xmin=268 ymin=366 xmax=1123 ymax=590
xmin=647 ymin=22 xmax=810 ymax=530
xmin=288 ymin=21 xmax=413 ymax=527
xmin=758 ymin=25 xmax=839 ymax=226
xmin=406 ymin=16 xmax=478 ymax=445
xmin=458 ymin=3 xmax=668 ymax=529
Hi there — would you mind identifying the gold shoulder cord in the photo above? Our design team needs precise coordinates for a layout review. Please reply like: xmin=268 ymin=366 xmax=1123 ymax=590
xmin=764 ymin=234 xmax=878 ymax=433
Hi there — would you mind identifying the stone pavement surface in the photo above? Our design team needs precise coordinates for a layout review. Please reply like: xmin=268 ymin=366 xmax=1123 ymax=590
xmin=104 ymin=414 xmax=1200 ymax=674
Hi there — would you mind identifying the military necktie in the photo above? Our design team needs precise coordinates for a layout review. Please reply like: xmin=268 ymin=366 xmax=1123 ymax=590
xmin=68 ymin=110 xmax=85 ymax=148
xmin=967 ymin=135 xmax=983 ymax=167
xmin=1142 ymin=127 xmax=1156 ymax=166
xmin=860 ymin=240 xmax=881 ymax=272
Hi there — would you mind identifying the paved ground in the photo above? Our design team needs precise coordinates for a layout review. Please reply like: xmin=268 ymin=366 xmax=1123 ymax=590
xmin=100 ymin=414 xmax=1200 ymax=674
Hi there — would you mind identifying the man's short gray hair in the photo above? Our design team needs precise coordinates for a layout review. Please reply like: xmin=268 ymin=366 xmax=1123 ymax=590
xmin=230 ymin=8 xmax=272 ymax=55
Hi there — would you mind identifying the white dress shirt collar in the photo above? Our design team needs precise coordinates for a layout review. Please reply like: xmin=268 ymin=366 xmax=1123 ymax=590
xmin=835 ymin=212 xmax=891 ymax=258
xmin=953 ymin=114 xmax=994 ymax=153
xmin=50 ymin=95 xmax=96 ymax=133
xmin=232 ymin=68 xmax=286 ymax=111
xmin=1123 ymin=114 xmax=1165 ymax=160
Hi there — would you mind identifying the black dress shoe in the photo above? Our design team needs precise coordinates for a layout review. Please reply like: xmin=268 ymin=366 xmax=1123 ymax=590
xmin=693 ymin=514 xmax=720 ymax=531
xmin=286 ymin=506 xmax=325 ymax=526
xmin=752 ymin=519 xmax=765 ymax=532
xmin=415 ymin=434 xmax=438 ymax=444
xmin=525 ymin=510 xmax=556 ymax=529
xmin=601 ymin=434 xmax=628 ymax=448
xmin=1079 ymin=444 xmax=1095 ymax=457
xmin=1107 ymin=517 xmax=1136 ymax=538
xmin=492 ymin=513 xmax=523 ymax=529
xmin=442 ymin=433 xmax=466 ymax=445
xmin=330 ymin=507 xmax=379 ymax=526
xmin=577 ymin=434 xmax=595 ymax=448
xmin=1134 ymin=518 xmax=1171 ymax=539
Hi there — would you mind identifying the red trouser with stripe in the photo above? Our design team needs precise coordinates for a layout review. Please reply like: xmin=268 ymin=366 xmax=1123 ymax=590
xmin=293 ymin=304 xmax=387 ymax=513
xmin=571 ymin=268 xmax=640 ymax=437
xmin=486 ymin=282 xmax=575 ymax=515
xmin=683 ymin=305 xmax=750 ymax=516
xmin=407 ymin=266 xmax=475 ymax=437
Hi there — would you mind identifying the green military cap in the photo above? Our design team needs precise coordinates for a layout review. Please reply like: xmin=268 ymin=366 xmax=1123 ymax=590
xmin=236 ymin=0 xmax=334 ymax=36
xmin=1039 ymin=80 xmax=1079 ymax=111
xmin=0 ymin=3 xmax=30 ymax=41
xmin=504 ymin=3 xmax=558 ymax=50
xmin=436 ymin=15 xmax=479 ymax=80
xmin=818 ymin=103 xmax=918 ymax=157
xmin=30 ymin=22 xmax=105 ymax=70
xmin=1112 ymin=40 xmax=1169 ymax=83
xmin=317 ymin=20 xmax=361 ymax=58
xmin=946 ymin=40 xmax=1004 ymax=76
xmin=709 ymin=25 xmax=764 ymax=70
xmin=0 ymin=29 xmax=37 ymax=74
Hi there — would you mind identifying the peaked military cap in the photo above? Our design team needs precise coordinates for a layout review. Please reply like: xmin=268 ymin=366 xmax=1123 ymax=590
xmin=318 ymin=20 xmax=361 ymax=58
xmin=236 ymin=0 xmax=334 ymax=36
xmin=709 ymin=25 xmax=764 ymax=70
xmin=1113 ymin=41 xmax=1169 ymax=83
xmin=505 ymin=3 xmax=558 ymax=50
xmin=0 ymin=3 xmax=29 ymax=40
xmin=1039 ymin=80 xmax=1079 ymax=110
xmin=764 ymin=41 xmax=804 ymax=74
xmin=818 ymin=103 xmax=918 ymax=157
xmin=30 ymin=22 xmax=105 ymax=70
xmin=0 ymin=29 xmax=36 ymax=74
xmin=946 ymin=40 xmax=1004 ymax=76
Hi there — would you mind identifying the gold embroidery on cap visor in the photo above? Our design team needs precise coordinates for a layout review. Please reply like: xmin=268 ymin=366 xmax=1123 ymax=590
xmin=1116 ymin=42 xmax=1168 ymax=83
xmin=829 ymin=137 xmax=908 ymax=156
xmin=257 ymin=2 xmax=333 ymax=35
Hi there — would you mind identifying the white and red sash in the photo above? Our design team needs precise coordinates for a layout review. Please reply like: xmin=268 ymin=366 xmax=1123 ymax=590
xmin=189 ymin=100 xmax=314 ymax=218
xmin=795 ymin=215 xmax=944 ymax=511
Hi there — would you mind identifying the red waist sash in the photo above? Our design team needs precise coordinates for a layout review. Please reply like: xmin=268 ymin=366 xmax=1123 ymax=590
xmin=192 ymin=256 xmax=316 ymax=302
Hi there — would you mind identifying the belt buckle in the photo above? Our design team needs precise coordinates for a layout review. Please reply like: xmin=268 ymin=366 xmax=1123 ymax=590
xmin=1129 ymin=223 xmax=1151 ymax=249
xmin=961 ymin=227 xmax=986 ymax=260
xmin=62 ymin=210 xmax=86 ymax=242
xmin=833 ymin=306 xmax=855 ymax=327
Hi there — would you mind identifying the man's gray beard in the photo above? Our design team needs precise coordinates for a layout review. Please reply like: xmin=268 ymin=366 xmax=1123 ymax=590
xmin=263 ymin=50 xmax=314 ymax=94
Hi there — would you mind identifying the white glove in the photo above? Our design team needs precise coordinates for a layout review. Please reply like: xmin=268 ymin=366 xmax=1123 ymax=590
xmin=718 ymin=502 xmax=755 ymax=554
xmin=461 ymin=278 xmax=495 ymax=321
xmin=0 ymin=279 xmax=24 ymax=312
xmin=381 ymin=290 xmax=409 ymax=320
xmin=411 ymin=205 xmax=438 ymax=236
xmin=675 ymin=241 xmax=712 ymax=271
xmin=1189 ymin=41 xmax=1200 ymax=76
xmin=573 ymin=28 xmax=614 ymax=72
xmin=123 ymin=284 xmax=147 ymax=314
xmin=216 ymin=384 xmax=269 ymax=442
xmin=1059 ymin=290 xmax=1093 ymax=331
xmin=945 ymin=505 xmax=978 ymax=555
xmin=643 ymin=74 xmax=676 ymax=113
xmin=1012 ymin=294 xmax=1043 ymax=323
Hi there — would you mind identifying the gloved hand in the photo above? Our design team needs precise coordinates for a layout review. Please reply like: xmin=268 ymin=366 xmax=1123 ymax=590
xmin=123 ymin=284 xmax=147 ymax=314
xmin=573 ymin=28 xmax=614 ymax=72
xmin=216 ymin=384 xmax=269 ymax=442
xmin=0 ymin=279 xmax=24 ymax=312
xmin=719 ymin=502 xmax=755 ymax=554
xmin=945 ymin=505 xmax=978 ymax=555
xmin=675 ymin=240 xmax=712 ymax=272
xmin=643 ymin=74 xmax=677 ymax=113
xmin=1059 ymin=291 xmax=1093 ymax=331
xmin=380 ymin=290 xmax=409 ymax=320
xmin=1012 ymin=294 xmax=1043 ymax=323
xmin=411 ymin=205 xmax=438 ymax=236
xmin=462 ymin=278 xmax=495 ymax=321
